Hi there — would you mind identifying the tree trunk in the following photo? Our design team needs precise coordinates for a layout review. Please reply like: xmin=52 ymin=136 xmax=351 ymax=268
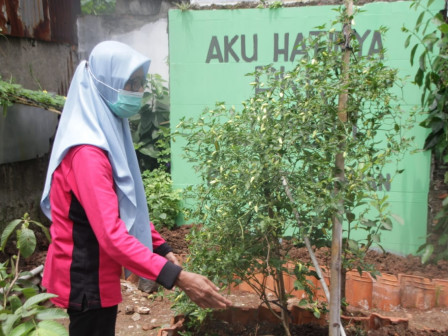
xmin=329 ymin=1 xmax=353 ymax=336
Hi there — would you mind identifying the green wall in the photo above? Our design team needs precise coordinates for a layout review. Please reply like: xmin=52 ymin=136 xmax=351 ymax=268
xmin=168 ymin=1 xmax=443 ymax=255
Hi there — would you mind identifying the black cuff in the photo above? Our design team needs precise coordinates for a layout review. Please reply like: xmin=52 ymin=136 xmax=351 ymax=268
xmin=156 ymin=262 xmax=182 ymax=289
xmin=154 ymin=242 xmax=173 ymax=257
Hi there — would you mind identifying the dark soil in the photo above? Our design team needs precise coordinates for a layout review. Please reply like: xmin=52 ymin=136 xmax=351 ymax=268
xmin=157 ymin=224 xmax=448 ymax=280
xmin=285 ymin=242 xmax=448 ymax=279
xmin=193 ymin=321 xmax=448 ymax=336
xmin=193 ymin=320 xmax=331 ymax=336
xmin=157 ymin=225 xmax=448 ymax=336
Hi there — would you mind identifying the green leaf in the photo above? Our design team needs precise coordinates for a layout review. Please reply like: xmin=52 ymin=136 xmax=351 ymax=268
xmin=423 ymin=131 xmax=441 ymax=150
xmin=438 ymin=234 xmax=448 ymax=245
xmin=421 ymin=244 xmax=434 ymax=264
xmin=0 ymin=219 xmax=22 ymax=250
xmin=410 ymin=44 xmax=418 ymax=66
xmin=17 ymin=227 xmax=36 ymax=258
xmin=8 ymin=295 xmax=22 ymax=313
xmin=346 ymin=212 xmax=355 ymax=223
xmin=23 ymin=293 xmax=57 ymax=311
xmin=21 ymin=287 xmax=38 ymax=299
xmin=361 ymin=219 xmax=377 ymax=228
xmin=36 ymin=308 xmax=68 ymax=320
xmin=34 ymin=320 xmax=69 ymax=336
xmin=443 ymin=154 xmax=448 ymax=164
xmin=21 ymin=307 xmax=39 ymax=318
xmin=415 ymin=11 xmax=425 ymax=32
xmin=404 ymin=35 xmax=411 ymax=48
xmin=371 ymin=234 xmax=381 ymax=243
xmin=29 ymin=221 xmax=51 ymax=244
xmin=298 ymin=298 xmax=308 ymax=306
xmin=391 ymin=214 xmax=404 ymax=226
xmin=138 ymin=145 xmax=158 ymax=158
xmin=1 ymin=314 xmax=20 ymax=336
xmin=440 ymin=23 xmax=448 ymax=34
xmin=419 ymin=52 xmax=426 ymax=71
xmin=347 ymin=239 xmax=358 ymax=251
xmin=442 ymin=197 xmax=448 ymax=207
xmin=9 ymin=321 xmax=35 ymax=336
xmin=414 ymin=68 xmax=424 ymax=86
xmin=380 ymin=218 xmax=393 ymax=230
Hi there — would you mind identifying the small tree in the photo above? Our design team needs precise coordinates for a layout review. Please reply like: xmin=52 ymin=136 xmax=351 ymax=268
xmin=176 ymin=6 xmax=413 ymax=335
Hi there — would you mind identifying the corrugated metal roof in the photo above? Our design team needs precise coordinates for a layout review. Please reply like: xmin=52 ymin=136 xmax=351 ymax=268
xmin=0 ymin=0 xmax=80 ymax=44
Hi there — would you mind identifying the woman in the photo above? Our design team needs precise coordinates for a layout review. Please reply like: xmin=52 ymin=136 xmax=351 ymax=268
xmin=41 ymin=41 xmax=231 ymax=336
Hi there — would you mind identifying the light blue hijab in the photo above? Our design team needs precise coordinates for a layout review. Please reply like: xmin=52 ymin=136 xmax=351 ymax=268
xmin=41 ymin=41 xmax=153 ymax=251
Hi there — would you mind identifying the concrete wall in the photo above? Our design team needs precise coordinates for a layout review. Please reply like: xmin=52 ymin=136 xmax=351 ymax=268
xmin=77 ymin=1 xmax=172 ymax=81
xmin=0 ymin=37 xmax=77 ymax=96
xmin=0 ymin=36 xmax=77 ymax=228
xmin=0 ymin=0 xmax=174 ymax=227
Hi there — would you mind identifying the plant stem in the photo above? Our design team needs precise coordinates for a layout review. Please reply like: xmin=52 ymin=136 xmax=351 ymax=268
xmin=281 ymin=176 xmax=330 ymax=300
xmin=4 ymin=251 xmax=21 ymax=308
xmin=281 ymin=175 xmax=347 ymax=336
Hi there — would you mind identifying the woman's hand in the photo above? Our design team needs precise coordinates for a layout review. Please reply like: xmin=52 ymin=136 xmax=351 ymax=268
xmin=165 ymin=252 xmax=182 ymax=267
xmin=175 ymin=271 xmax=232 ymax=309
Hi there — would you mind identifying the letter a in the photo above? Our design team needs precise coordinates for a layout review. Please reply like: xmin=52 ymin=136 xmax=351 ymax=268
xmin=206 ymin=36 xmax=224 ymax=63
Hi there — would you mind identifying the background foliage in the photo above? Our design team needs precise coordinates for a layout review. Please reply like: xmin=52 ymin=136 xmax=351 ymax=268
xmin=142 ymin=168 xmax=182 ymax=231
xmin=0 ymin=78 xmax=65 ymax=115
xmin=130 ymin=74 xmax=171 ymax=172
xmin=403 ymin=0 xmax=448 ymax=262
xmin=81 ymin=0 xmax=116 ymax=15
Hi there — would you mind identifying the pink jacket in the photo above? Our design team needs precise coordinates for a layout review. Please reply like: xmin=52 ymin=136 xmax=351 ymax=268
xmin=43 ymin=145 xmax=181 ymax=309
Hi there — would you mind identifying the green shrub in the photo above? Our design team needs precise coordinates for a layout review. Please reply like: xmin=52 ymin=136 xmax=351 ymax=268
xmin=142 ymin=168 xmax=182 ymax=230
xmin=0 ymin=213 xmax=68 ymax=336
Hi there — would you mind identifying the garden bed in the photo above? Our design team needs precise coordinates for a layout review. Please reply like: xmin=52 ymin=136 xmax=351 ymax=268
xmin=22 ymin=224 xmax=448 ymax=335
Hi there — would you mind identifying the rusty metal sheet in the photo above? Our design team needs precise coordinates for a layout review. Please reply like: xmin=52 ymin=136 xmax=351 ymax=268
xmin=0 ymin=0 xmax=80 ymax=44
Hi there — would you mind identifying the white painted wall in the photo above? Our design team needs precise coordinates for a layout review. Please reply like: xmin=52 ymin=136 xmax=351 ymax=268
xmin=111 ymin=19 xmax=169 ymax=81
xmin=77 ymin=1 xmax=171 ymax=82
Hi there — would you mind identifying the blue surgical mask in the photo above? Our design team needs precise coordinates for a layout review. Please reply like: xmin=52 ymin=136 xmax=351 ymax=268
xmin=106 ymin=90 xmax=143 ymax=118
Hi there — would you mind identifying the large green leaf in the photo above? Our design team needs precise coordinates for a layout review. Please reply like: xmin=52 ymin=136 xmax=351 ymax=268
xmin=0 ymin=220 xmax=22 ymax=250
xmin=1 ymin=313 xmax=20 ymax=336
xmin=138 ymin=145 xmax=159 ymax=157
xmin=34 ymin=320 xmax=68 ymax=336
xmin=17 ymin=228 xmax=36 ymax=258
xmin=36 ymin=308 xmax=68 ymax=320
xmin=22 ymin=293 xmax=57 ymax=311
xmin=9 ymin=320 xmax=35 ymax=336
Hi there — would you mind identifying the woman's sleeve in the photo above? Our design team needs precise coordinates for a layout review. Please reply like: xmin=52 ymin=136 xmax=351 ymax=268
xmin=151 ymin=222 xmax=174 ymax=257
xmin=68 ymin=145 xmax=181 ymax=289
